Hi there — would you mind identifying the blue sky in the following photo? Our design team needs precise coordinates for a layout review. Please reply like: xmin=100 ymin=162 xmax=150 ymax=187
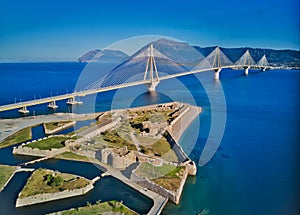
xmin=0 ymin=0 xmax=299 ymax=61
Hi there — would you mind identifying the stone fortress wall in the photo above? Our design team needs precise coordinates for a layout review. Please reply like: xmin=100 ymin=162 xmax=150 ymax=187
xmin=130 ymin=164 xmax=190 ymax=204
xmin=12 ymin=135 xmax=67 ymax=157
xmin=16 ymin=182 xmax=94 ymax=207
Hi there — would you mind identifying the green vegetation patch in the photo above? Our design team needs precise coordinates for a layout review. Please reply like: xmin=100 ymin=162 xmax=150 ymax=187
xmin=139 ymin=136 xmax=178 ymax=162
xmin=136 ymin=163 xmax=185 ymax=192
xmin=100 ymin=130 xmax=137 ymax=150
xmin=130 ymin=114 xmax=150 ymax=126
xmin=44 ymin=121 xmax=74 ymax=131
xmin=19 ymin=169 xmax=90 ymax=198
xmin=0 ymin=164 xmax=16 ymax=191
xmin=24 ymin=136 xmax=68 ymax=150
xmin=55 ymin=152 xmax=90 ymax=162
xmin=44 ymin=174 xmax=63 ymax=187
xmin=136 ymin=162 xmax=178 ymax=178
xmin=129 ymin=109 xmax=173 ymax=130
xmin=0 ymin=127 xmax=32 ymax=148
xmin=153 ymin=166 xmax=185 ymax=192
xmin=59 ymin=200 xmax=137 ymax=215
xmin=151 ymin=137 xmax=172 ymax=156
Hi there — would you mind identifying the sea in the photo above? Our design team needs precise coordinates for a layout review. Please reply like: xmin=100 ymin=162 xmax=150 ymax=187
xmin=0 ymin=62 xmax=299 ymax=215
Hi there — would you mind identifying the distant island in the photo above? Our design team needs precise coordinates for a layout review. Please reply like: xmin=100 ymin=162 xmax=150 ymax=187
xmin=78 ymin=38 xmax=300 ymax=69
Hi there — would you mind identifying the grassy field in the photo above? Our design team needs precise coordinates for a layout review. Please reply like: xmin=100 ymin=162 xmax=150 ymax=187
xmin=130 ymin=109 xmax=174 ymax=125
xmin=153 ymin=166 xmax=185 ymax=192
xmin=55 ymin=152 xmax=90 ymax=162
xmin=19 ymin=169 xmax=90 ymax=198
xmin=59 ymin=200 xmax=137 ymax=215
xmin=135 ymin=162 xmax=179 ymax=178
xmin=24 ymin=136 xmax=68 ymax=150
xmin=136 ymin=162 xmax=185 ymax=192
xmin=151 ymin=137 xmax=171 ymax=156
xmin=0 ymin=127 xmax=32 ymax=148
xmin=44 ymin=121 xmax=74 ymax=131
xmin=0 ymin=164 xmax=16 ymax=191
xmin=139 ymin=136 xmax=178 ymax=162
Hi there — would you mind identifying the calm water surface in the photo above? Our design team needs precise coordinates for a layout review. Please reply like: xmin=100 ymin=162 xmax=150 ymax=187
xmin=0 ymin=63 xmax=299 ymax=215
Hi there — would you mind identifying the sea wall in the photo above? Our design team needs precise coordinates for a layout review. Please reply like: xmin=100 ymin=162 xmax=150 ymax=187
xmin=169 ymin=104 xmax=201 ymax=142
xmin=44 ymin=121 xmax=76 ymax=135
xmin=77 ymin=119 xmax=120 ymax=142
xmin=13 ymin=145 xmax=66 ymax=157
xmin=15 ymin=183 xmax=94 ymax=207
xmin=166 ymin=104 xmax=200 ymax=175
xmin=131 ymin=166 xmax=189 ymax=204
xmin=12 ymin=135 xmax=67 ymax=157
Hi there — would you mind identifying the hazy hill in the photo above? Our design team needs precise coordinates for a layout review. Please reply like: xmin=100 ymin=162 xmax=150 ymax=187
xmin=133 ymin=39 xmax=205 ymax=65
xmin=78 ymin=49 xmax=129 ymax=62
xmin=194 ymin=46 xmax=300 ymax=68
xmin=78 ymin=39 xmax=299 ymax=68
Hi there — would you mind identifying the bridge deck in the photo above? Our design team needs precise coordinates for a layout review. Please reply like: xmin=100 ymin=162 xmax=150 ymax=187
xmin=0 ymin=65 xmax=271 ymax=113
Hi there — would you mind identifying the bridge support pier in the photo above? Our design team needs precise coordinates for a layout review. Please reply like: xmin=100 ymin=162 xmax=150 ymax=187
xmin=244 ymin=66 xmax=250 ymax=76
xmin=47 ymin=101 xmax=58 ymax=109
xmin=66 ymin=97 xmax=83 ymax=105
xmin=214 ymin=68 xmax=222 ymax=80
xmin=146 ymin=81 xmax=159 ymax=92
xmin=18 ymin=106 xmax=29 ymax=114
xmin=262 ymin=67 xmax=267 ymax=72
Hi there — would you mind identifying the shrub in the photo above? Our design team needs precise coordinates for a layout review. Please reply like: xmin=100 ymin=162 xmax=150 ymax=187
xmin=43 ymin=174 xmax=63 ymax=187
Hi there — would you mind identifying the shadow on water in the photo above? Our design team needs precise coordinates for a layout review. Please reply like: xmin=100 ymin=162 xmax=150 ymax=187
xmin=130 ymin=91 xmax=173 ymax=108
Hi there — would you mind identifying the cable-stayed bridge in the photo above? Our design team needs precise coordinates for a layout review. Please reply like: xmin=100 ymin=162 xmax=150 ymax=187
xmin=0 ymin=45 xmax=273 ymax=113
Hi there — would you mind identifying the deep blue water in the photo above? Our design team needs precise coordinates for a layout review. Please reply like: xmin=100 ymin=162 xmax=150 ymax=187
xmin=0 ymin=63 xmax=299 ymax=215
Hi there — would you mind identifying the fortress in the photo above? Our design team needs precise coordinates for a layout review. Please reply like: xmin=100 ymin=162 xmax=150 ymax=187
xmin=13 ymin=102 xmax=200 ymax=205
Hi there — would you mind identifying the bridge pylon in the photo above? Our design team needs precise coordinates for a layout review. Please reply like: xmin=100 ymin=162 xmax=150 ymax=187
xmin=213 ymin=46 xmax=222 ymax=80
xmin=257 ymin=54 xmax=269 ymax=71
xmin=144 ymin=44 xmax=160 ymax=92
xmin=196 ymin=46 xmax=233 ymax=80
xmin=235 ymin=50 xmax=256 ymax=75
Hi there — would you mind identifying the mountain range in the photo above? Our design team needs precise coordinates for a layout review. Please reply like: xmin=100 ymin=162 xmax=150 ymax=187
xmin=78 ymin=39 xmax=300 ymax=68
